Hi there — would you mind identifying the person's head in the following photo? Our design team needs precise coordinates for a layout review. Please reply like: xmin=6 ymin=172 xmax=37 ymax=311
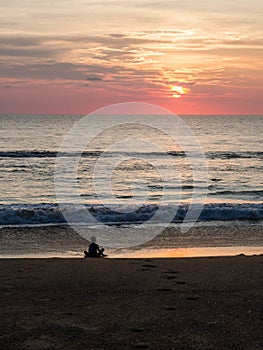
xmin=90 ymin=236 xmax=96 ymax=243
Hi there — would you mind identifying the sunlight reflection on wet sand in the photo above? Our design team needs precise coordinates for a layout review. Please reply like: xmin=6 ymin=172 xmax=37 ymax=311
xmin=2 ymin=246 xmax=261 ymax=259
xmin=111 ymin=246 xmax=263 ymax=258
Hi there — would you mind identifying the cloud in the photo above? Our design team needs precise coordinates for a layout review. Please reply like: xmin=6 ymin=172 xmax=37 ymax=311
xmin=0 ymin=26 xmax=262 ymax=104
xmin=0 ymin=62 xmax=86 ymax=80
xmin=86 ymin=75 xmax=103 ymax=81
xmin=0 ymin=47 xmax=60 ymax=58
xmin=0 ymin=36 xmax=41 ymax=46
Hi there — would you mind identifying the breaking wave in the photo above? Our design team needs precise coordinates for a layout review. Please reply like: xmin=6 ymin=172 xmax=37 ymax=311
xmin=0 ymin=203 xmax=262 ymax=226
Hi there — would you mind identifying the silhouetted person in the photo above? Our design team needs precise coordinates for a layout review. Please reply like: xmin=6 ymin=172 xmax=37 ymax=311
xmin=84 ymin=236 xmax=106 ymax=258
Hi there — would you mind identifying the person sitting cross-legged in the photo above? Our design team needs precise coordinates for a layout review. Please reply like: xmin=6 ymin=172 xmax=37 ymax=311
xmin=84 ymin=236 xmax=106 ymax=258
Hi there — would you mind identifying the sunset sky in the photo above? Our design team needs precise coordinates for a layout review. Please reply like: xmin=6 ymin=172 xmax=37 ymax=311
xmin=0 ymin=0 xmax=262 ymax=114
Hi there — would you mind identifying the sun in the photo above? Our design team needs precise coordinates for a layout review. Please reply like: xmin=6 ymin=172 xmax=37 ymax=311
xmin=171 ymin=85 xmax=191 ymax=98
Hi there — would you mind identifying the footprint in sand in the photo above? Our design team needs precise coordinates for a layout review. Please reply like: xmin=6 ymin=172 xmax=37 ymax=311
xmin=163 ymin=270 xmax=180 ymax=274
xmin=135 ymin=343 xmax=150 ymax=349
xmin=141 ymin=264 xmax=157 ymax=271
xmin=160 ymin=274 xmax=178 ymax=280
xmin=142 ymin=264 xmax=157 ymax=268
xmin=164 ymin=306 xmax=176 ymax=311
xmin=166 ymin=276 xmax=177 ymax=280
xmin=131 ymin=328 xmax=145 ymax=333
xmin=157 ymin=288 xmax=172 ymax=292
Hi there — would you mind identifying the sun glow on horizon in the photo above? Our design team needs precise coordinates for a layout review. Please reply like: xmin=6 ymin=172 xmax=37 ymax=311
xmin=171 ymin=86 xmax=191 ymax=98
xmin=0 ymin=0 xmax=262 ymax=114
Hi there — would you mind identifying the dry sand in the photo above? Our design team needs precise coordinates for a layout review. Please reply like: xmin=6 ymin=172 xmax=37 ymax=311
xmin=0 ymin=255 xmax=262 ymax=349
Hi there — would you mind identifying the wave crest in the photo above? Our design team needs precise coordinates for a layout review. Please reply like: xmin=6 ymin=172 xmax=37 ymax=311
xmin=0 ymin=203 xmax=262 ymax=226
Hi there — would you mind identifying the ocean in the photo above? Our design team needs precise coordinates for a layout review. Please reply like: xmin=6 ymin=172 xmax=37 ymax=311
xmin=0 ymin=113 xmax=262 ymax=255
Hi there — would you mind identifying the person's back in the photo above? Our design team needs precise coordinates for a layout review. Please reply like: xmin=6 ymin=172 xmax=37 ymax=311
xmin=84 ymin=236 xmax=106 ymax=258
xmin=88 ymin=242 xmax=100 ymax=257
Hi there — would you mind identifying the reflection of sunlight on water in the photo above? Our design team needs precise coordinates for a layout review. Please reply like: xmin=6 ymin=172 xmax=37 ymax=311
xmin=111 ymin=246 xmax=263 ymax=258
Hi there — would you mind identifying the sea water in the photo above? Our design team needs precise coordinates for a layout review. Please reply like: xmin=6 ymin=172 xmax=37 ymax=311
xmin=0 ymin=114 xmax=262 ymax=227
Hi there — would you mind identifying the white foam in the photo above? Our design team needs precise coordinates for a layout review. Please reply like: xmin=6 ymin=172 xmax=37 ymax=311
xmin=0 ymin=203 xmax=262 ymax=226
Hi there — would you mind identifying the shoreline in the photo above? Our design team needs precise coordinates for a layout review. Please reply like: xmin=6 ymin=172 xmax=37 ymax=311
xmin=0 ymin=245 xmax=262 ymax=259
xmin=0 ymin=223 xmax=262 ymax=258
xmin=1 ymin=255 xmax=262 ymax=349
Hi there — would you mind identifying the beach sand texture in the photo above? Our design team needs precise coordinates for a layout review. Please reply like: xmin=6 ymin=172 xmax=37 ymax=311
xmin=0 ymin=224 xmax=263 ymax=257
xmin=0 ymin=255 xmax=262 ymax=349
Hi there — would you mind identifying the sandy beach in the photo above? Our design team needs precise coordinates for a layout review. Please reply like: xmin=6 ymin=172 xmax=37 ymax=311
xmin=1 ymin=0 xmax=262 ymax=348
xmin=0 ymin=255 xmax=262 ymax=349
xmin=0 ymin=224 xmax=263 ymax=257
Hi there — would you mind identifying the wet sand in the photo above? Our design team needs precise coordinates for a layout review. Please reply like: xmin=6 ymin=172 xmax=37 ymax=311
xmin=0 ymin=255 xmax=262 ymax=349
xmin=0 ymin=224 xmax=263 ymax=257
